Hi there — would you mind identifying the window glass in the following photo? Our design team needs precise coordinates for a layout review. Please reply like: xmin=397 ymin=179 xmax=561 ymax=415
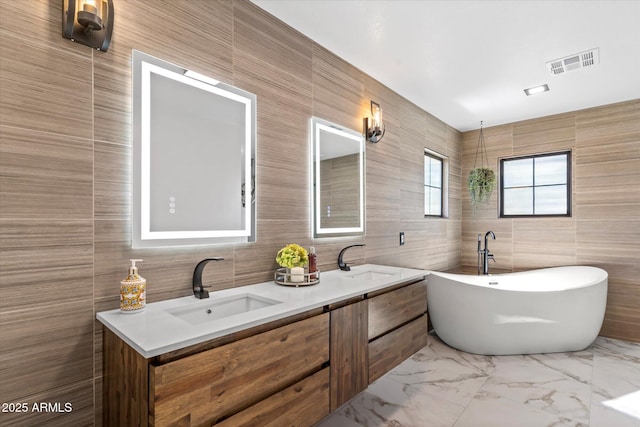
xmin=534 ymin=185 xmax=567 ymax=214
xmin=424 ymin=153 xmax=444 ymax=216
xmin=503 ymin=187 xmax=533 ymax=215
xmin=426 ymin=187 xmax=442 ymax=214
xmin=500 ymin=151 xmax=570 ymax=217
xmin=535 ymin=155 xmax=567 ymax=185
xmin=503 ymin=158 xmax=532 ymax=187
xmin=429 ymin=157 xmax=442 ymax=187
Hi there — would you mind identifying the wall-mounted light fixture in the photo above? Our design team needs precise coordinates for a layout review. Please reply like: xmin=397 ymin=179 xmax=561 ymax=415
xmin=363 ymin=100 xmax=385 ymax=143
xmin=62 ymin=0 xmax=114 ymax=52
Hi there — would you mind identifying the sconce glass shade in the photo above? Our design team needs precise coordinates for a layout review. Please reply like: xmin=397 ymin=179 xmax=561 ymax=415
xmin=364 ymin=100 xmax=386 ymax=143
xmin=77 ymin=0 xmax=104 ymax=31
xmin=62 ymin=0 xmax=114 ymax=52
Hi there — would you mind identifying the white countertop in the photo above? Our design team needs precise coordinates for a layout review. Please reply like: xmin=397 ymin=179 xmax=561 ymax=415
xmin=97 ymin=264 xmax=428 ymax=358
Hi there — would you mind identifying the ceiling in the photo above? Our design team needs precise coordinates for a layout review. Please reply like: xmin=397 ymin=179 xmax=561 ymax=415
xmin=251 ymin=0 xmax=640 ymax=131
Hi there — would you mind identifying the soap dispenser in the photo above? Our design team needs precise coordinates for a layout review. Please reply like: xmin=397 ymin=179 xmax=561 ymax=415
xmin=120 ymin=259 xmax=146 ymax=313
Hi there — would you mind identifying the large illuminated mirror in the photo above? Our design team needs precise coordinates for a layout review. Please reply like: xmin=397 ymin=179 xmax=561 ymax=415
xmin=311 ymin=117 xmax=365 ymax=237
xmin=132 ymin=50 xmax=256 ymax=248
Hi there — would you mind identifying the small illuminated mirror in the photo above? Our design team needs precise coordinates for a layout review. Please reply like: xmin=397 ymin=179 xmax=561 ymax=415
xmin=132 ymin=51 xmax=256 ymax=247
xmin=311 ymin=117 xmax=365 ymax=237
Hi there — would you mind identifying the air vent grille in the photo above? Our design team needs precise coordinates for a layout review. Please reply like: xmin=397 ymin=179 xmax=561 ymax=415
xmin=582 ymin=50 xmax=595 ymax=67
xmin=546 ymin=48 xmax=599 ymax=76
xmin=549 ymin=61 xmax=564 ymax=75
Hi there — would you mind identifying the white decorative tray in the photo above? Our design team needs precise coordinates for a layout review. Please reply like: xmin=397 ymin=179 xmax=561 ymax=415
xmin=274 ymin=268 xmax=320 ymax=287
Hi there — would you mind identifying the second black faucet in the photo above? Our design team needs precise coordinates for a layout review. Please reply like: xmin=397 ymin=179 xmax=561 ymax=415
xmin=193 ymin=257 xmax=224 ymax=299
xmin=337 ymin=244 xmax=365 ymax=271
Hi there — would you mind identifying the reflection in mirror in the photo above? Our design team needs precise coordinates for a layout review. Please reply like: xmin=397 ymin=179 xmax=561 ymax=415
xmin=132 ymin=51 xmax=256 ymax=247
xmin=311 ymin=117 xmax=365 ymax=237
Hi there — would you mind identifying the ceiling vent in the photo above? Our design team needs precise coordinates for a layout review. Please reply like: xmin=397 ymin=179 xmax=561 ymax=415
xmin=546 ymin=48 xmax=599 ymax=76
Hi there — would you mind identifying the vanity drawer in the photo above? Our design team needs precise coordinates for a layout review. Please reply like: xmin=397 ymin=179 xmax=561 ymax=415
xmin=368 ymin=281 xmax=427 ymax=340
xmin=214 ymin=368 xmax=330 ymax=427
xmin=149 ymin=313 xmax=329 ymax=427
xmin=369 ymin=315 xmax=428 ymax=383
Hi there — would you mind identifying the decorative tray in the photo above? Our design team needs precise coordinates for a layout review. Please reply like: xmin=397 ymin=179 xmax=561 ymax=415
xmin=274 ymin=268 xmax=320 ymax=287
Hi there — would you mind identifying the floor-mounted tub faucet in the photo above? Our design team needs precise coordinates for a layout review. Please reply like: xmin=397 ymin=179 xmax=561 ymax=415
xmin=338 ymin=244 xmax=365 ymax=271
xmin=478 ymin=231 xmax=496 ymax=275
xmin=193 ymin=257 xmax=224 ymax=298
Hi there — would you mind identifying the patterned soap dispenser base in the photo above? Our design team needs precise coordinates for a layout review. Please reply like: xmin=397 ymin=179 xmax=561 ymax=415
xmin=120 ymin=259 xmax=146 ymax=313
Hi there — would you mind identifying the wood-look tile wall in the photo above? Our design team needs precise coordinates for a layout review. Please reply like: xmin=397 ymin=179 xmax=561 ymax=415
xmin=0 ymin=1 xmax=461 ymax=425
xmin=461 ymin=99 xmax=640 ymax=343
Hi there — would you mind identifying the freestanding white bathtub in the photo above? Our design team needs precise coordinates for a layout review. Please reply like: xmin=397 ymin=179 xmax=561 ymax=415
xmin=427 ymin=266 xmax=608 ymax=355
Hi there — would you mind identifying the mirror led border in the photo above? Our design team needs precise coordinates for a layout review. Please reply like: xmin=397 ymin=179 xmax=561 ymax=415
xmin=132 ymin=51 xmax=256 ymax=248
xmin=140 ymin=62 xmax=252 ymax=239
xmin=312 ymin=118 xmax=365 ymax=237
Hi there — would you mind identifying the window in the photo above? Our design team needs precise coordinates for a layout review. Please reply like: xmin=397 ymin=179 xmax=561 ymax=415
xmin=500 ymin=151 xmax=571 ymax=217
xmin=424 ymin=150 xmax=446 ymax=217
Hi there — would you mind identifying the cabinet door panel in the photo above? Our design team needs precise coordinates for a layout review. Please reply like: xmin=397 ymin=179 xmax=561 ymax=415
xmin=368 ymin=281 xmax=427 ymax=340
xmin=150 ymin=313 xmax=329 ymax=427
xmin=369 ymin=315 xmax=428 ymax=383
xmin=330 ymin=300 xmax=368 ymax=411
xmin=215 ymin=368 xmax=330 ymax=427
xmin=103 ymin=328 xmax=149 ymax=427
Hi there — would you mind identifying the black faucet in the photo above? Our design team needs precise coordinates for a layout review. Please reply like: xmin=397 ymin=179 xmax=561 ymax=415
xmin=193 ymin=257 xmax=224 ymax=299
xmin=338 ymin=244 xmax=365 ymax=271
xmin=479 ymin=231 xmax=496 ymax=275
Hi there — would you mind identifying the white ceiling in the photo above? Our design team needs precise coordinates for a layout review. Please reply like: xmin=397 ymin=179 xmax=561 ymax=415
xmin=251 ymin=0 xmax=640 ymax=131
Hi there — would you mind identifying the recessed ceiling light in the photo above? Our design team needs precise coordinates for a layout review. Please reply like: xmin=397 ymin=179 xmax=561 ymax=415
xmin=524 ymin=84 xmax=549 ymax=96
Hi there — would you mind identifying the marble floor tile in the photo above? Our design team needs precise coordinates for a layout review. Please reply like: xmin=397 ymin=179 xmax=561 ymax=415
xmin=453 ymin=393 xmax=589 ymax=427
xmin=590 ymin=337 xmax=640 ymax=426
xmin=479 ymin=352 xmax=592 ymax=424
xmin=385 ymin=339 xmax=493 ymax=406
xmin=317 ymin=334 xmax=640 ymax=427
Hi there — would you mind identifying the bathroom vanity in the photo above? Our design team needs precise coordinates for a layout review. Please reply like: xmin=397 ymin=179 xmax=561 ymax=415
xmin=98 ymin=265 xmax=428 ymax=426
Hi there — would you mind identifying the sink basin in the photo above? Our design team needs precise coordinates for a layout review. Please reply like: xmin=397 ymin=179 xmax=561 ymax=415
xmin=344 ymin=270 xmax=398 ymax=280
xmin=168 ymin=293 xmax=282 ymax=325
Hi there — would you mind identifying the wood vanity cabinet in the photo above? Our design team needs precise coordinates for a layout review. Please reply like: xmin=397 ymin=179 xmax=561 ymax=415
xmin=103 ymin=278 xmax=428 ymax=427
xmin=104 ymin=312 xmax=330 ymax=427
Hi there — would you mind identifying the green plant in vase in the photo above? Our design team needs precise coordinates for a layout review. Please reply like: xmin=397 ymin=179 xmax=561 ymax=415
xmin=276 ymin=243 xmax=308 ymax=283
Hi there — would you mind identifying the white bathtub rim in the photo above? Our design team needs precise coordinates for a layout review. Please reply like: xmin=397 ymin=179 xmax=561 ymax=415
xmin=427 ymin=265 xmax=607 ymax=292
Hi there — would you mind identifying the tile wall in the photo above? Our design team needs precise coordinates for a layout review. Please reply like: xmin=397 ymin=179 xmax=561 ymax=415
xmin=0 ymin=1 xmax=461 ymax=424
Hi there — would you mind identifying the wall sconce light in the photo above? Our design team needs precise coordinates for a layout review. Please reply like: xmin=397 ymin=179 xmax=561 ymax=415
xmin=62 ymin=0 xmax=114 ymax=52
xmin=363 ymin=100 xmax=385 ymax=143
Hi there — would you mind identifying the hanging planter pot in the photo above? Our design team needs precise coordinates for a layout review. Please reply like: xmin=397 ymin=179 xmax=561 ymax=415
xmin=468 ymin=122 xmax=496 ymax=209
xmin=468 ymin=167 xmax=496 ymax=207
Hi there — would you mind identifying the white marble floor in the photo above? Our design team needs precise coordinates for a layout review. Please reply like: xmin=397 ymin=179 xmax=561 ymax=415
xmin=317 ymin=333 xmax=640 ymax=427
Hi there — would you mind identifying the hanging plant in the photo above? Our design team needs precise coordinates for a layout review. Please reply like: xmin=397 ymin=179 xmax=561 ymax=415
xmin=468 ymin=167 xmax=496 ymax=206
xmin=468 ymin=121 xmax=496 ymax=209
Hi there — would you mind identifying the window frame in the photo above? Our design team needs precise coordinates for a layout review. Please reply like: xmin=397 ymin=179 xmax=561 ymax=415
xmin=424 ymin=149 xmax=447 ymax=218
xmin=499 ymin=150 xmax=572 ymax=218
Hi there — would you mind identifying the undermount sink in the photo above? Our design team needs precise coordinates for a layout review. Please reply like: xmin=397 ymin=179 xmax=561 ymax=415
xmin=168 ymin=293 xmax=282 ymax=325
xmin=344 ymin=270 xmax=398 ymax=280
